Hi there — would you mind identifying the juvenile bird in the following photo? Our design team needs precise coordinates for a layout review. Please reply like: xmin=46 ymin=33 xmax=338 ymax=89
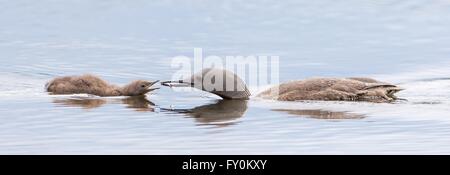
xmin=46 ymin=74 xmax=159 ymax=97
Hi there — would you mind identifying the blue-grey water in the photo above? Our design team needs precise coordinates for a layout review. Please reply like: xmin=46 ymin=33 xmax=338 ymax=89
xmin=1 ymin=0 xmax=450 ymax=154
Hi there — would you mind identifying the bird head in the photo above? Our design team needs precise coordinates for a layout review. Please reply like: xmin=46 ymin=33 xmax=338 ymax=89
xmin=122 ymin=80 xmax=159 ymax=96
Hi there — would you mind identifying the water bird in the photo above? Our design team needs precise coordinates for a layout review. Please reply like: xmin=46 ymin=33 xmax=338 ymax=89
xmin=258 ymin=77 xmax=404 ymax=103
xmin=162 ymin=68 xmax=404 ymax=103
xmin=161 ymin=68 xmax=251 ymax=100
xmin=46 ymin=74 xmax=159 ymax=97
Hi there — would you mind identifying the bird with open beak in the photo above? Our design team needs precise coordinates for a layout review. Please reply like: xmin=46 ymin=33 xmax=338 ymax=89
xmin=46 ymin=74 xmax=159 ymax=97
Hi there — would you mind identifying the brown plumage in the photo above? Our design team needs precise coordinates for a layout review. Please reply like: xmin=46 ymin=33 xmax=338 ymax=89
xmin=257 ymin=77 xmax=404 ymax=103
xmin=46 ymin=74 xmax=159 ymax=97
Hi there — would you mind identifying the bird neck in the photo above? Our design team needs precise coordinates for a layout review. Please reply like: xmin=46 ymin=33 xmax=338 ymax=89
xmin=102 ymin=86 xmax=122 ymax=96
xmin=119 ymin=83 xmax=139 ymax=96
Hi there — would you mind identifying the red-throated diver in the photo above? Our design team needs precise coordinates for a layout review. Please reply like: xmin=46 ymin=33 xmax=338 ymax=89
xmin=46 ymin=74 xmax=159 ymax=97
xmin=161 ymin=68 xmax=251 ymax=100
xmin=162 ymin=68 xmax=403 ymax=103
xmin=257 ymin=77 xmax=403 ymax=103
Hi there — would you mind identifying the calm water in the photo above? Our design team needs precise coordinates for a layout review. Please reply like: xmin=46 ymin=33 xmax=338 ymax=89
xmin=1 ymin=0 xmax=450 ymax=154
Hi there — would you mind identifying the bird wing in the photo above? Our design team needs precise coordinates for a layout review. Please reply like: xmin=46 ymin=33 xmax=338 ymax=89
xmin=363 ymin=84 xmax=398 ymax=90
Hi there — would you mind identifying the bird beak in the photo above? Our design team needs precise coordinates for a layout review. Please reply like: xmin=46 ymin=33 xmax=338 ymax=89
xmin=161 ymin=80 xmax=193 ymax=87
xmin=149 ymin=80 xmax=160 ymax=86
xmin=145 ymin=80 xmax=160 ymax=92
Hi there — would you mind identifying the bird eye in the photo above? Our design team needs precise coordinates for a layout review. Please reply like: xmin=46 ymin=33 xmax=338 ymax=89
xmin=141 ymin=85 xmax=146 ymax=88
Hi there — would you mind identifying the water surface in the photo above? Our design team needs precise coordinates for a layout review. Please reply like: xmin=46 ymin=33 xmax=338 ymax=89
xmin=1 ymin=0 xmax=450 ymax=154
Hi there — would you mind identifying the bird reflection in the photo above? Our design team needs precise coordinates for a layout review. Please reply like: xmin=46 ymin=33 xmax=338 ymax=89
xmin=163 ymin=100 xmax=248 ymax=126
xmin=52 ymin=96 xmax=155 ymax=112
xmin=272 ymin=109 xmax=365 ymax=120
xmin=121 ymin=96 xmax=155 ymax=112
xmin=53 ymin=98 xmax=107 ymax=109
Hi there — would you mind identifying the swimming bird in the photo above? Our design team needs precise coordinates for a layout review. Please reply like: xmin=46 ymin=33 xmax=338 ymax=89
xmin=161 ymin=68 xmax=251 ymax=100
xmin=162 ymin=68 xmax=403 ymax=103
xmin=257 ymin=77 xmax=404 ymax=103
xmin=46 ymin=74 xmax=159 ymax=97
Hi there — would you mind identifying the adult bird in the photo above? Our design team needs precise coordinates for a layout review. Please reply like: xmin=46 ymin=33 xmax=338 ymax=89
xmin=161 ymin=68 xmax=251 ymax=100
xmin=161 ymin=68 xmax=403 ymax=103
